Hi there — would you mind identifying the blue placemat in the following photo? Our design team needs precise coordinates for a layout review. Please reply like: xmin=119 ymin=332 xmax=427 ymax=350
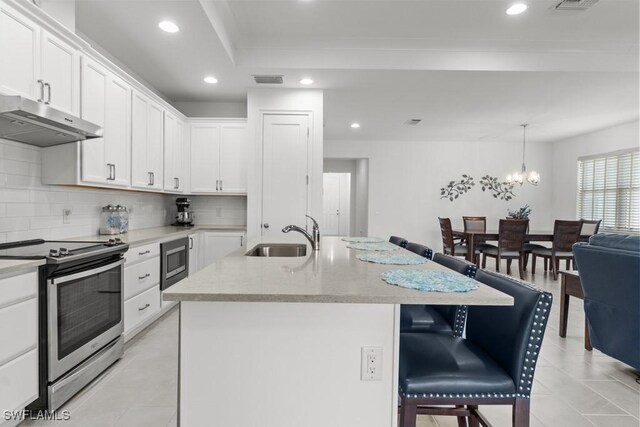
xmin=381 ymin=270 xmax=479 ymax=293
xmin=346 ymin=242 xmax=399 ymax=251
xmin=341 ymin=237 xmax=385 ymax=243
xmin=357 ymin=252 xmax=426 ymax=265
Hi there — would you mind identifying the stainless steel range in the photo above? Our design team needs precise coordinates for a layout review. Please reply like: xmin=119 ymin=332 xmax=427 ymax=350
xmin=0 ymin=238 xmax=129 ymax=411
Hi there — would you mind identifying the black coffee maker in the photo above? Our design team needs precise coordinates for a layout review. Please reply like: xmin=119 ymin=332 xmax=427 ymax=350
xmin=173 ymin=197 xmax=194 ymax=226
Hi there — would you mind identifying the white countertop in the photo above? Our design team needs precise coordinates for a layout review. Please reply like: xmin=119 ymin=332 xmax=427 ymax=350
xmin=163 ymin=236 xmax=513 ymax=305
xmin=0 ymin=259 xmax=45 ymax=276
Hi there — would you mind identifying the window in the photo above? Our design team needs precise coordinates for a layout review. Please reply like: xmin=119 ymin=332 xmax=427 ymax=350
xmin=577 ymin=149 xmax=640 ymax=233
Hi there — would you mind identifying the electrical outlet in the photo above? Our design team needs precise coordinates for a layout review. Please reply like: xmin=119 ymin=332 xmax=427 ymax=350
xmin=62 ymin=208 xmax=72 ymax=224
xmin=361 ymin=347 xmax=383 ymax=381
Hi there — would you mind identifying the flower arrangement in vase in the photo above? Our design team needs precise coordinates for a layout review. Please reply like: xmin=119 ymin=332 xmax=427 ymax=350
xmin=507 ymin=204 xmax=532 ymax=220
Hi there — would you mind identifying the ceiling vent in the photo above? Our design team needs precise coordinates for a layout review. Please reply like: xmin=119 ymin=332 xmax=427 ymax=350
xmin=554 ymin=0 xmax=599 ymax=11
xmin=404 ymin=119 xmax=422 ymax=126
xmin=253 ymin=75 xmax=284 ymax=84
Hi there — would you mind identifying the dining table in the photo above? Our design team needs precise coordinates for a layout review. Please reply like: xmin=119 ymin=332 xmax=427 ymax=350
xmin=452 ymin=229 xmax=589 ymax=263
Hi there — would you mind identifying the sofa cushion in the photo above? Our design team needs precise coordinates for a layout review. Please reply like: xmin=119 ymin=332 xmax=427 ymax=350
xmin=588 ymin=233 xmax=640 ymax=252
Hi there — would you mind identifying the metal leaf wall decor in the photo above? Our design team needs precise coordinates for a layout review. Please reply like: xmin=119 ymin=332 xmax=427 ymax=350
xmin=440 ymin=174 xmax=516 ymax=202
xmin=440 ymin=175 xmax=474 ymax=201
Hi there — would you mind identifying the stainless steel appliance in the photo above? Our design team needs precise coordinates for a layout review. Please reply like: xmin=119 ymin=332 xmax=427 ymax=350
xmin=173 ymin=197 xmax=194 ymax=226
xmin=0 ymin=95 xmax=102 ymax=146
xmin=161 ymin=237 xmax=189 ymax=290
xmin=0 ymin=238 xmax=128 ymax=411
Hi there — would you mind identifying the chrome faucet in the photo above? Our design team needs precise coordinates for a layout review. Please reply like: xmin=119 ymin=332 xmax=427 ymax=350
xmin=282 ymin=215 xmax=320 ymax=250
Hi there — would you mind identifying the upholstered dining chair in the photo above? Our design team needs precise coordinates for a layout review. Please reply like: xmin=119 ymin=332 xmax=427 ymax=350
xmin=580 ymin=219 xmax=602 ymax=236
xmin=404 ymin=242 xmax=434 ymax=259
xmin=463 ymin=216 xmax=492 ymax=263
xmin=531 ymin=220 xmax=583 ymax=280
xmin=398 ymin=270 xmax=553 ymax=427
xmin=438 ymin=218 xmax=467 ymax=258
xmin=389 ymin=236 xmax=409 ymax=248
xmin=481 ymin=219 xmax=529 ymax=279
xmin=400 ymin=252 xmax=476 ymax=337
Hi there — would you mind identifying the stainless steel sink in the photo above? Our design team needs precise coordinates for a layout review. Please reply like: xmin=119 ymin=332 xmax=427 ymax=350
xmin=245 ymin=243 xmax=307 ymax=257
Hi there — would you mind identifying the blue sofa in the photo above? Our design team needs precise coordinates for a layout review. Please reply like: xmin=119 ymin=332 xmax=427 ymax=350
xmin=573 ymin=234 xmax=640 ymax=370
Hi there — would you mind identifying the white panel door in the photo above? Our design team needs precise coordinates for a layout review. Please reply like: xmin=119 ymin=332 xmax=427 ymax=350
xmin=323 ymin=173 xmax=351 ymax=236
xmin=202 ymin=233 xmax=244 ymax=269
xmin=261 ymin=114 xmax=309 ymax=236
xmin=80 ymin=58 xmax=108 ymax=185
xmin=105 ymin=74 xmax=131 ymax=187
xmin=147 ymin=102 xmax=164 ymax=191
xmin=40 ymin=30 xmax=80 ymax=115
xmin=190 ymin=124 xmax=220 ymax=193
xmin=131 ymin=91 xmax=150 ymax=189
xmin=220 ymin=123 xmax=248 ymax=193
xmin=0 ymin=4 xmax=40 ymax=100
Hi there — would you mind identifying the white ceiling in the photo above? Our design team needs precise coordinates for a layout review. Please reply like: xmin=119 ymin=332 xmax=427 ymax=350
xmin=74 ymin=0 xmax=639 ymax=143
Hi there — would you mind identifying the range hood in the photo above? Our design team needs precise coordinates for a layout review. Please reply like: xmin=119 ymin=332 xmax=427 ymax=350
xmin=0 ymin=95 xmax=102 ymax=147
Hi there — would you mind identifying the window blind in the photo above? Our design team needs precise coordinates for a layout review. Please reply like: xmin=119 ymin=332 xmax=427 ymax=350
xmin=577 ymin=149 xmax=640 ymax=233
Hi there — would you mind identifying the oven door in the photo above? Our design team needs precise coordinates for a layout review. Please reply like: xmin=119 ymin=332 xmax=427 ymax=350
xmin=161 ymin=238 xmax=189 ymax=290
xmin=47 ymin=259 xmax=124 ymax=382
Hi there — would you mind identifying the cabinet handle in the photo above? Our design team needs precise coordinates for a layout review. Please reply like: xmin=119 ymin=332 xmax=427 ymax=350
xmin=138 ymin=273 xmax=151 ymax=280
xmin=112 ymin=164 xmax=116 ymax=181
xmin=189 ymin=237 xmax=194 ymax=249
xmin=37 ymin=80 xmax=45 ymax=102
xmin=44 ymin=82 xmax=51 ymax=104
xmin=106 ymin=163 xmax=112 ymax=180
xmin=174 ymin=177 xmax=179 ymax=190
xmin=220 ymin=180 xmax=222 ymax=191
xmin=216 ymin=180 xmax=219 ymax=191
xmin=151 ymin=172 xmax=155 ymax=186
xmin=148 ymin=172 xmax=153 ymax=186
xmin=138 ymin=250 xmax=150 ymax=255
xmin=240 ymin=235 xmax=243 ymax=247
xmin=138 ymin=303 xmax=150 ymax=311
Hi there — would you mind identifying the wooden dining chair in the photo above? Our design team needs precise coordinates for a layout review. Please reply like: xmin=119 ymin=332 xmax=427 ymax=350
xmin=463 ymin=216 xmax=492 ymax=264
xmin=481 ymin=219 xmax=529 ymax=279
xmin=531 ymin=220 xmax=583 ymax=280
xmin=438 ymin=218 xmax=467 ymax=257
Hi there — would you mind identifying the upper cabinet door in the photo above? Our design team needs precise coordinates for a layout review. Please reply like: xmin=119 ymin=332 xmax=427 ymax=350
xmin=0 ymin=4 xmax=40 ymax=100
xmin=174 ymin=118 xmax=186 ymax=192
xmin=104 ymin=74 xmax=131 ymax=187
xmin=40 ymin=30 xmax=80 ymax=115
xmin=190 ymin=124 xmax=220 ymax=193
xmin=80 ymin=57 xmax=108 ymax=185
xmin=219 ymin=123 xmax=248 ymax=194
xmin=131 ymin=91 xmax=150 ymax=189
xmin=164 ymin=112 xmax=184 ymax=192
xmin=147 ymin=101 xmax=165 ymax=191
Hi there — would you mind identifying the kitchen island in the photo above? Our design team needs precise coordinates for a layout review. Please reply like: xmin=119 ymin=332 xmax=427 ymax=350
xmin=163 ymin=236 xmax=512 ymax=427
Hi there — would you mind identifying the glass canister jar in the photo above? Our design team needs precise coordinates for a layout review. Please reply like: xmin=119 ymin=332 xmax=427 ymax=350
xmin=100 ymin=205 xmax=119 ymax=235
xmin=116 ymin=205 xmax=129 ymax=234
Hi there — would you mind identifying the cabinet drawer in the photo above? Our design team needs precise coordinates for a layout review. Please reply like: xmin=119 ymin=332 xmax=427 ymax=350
xmin=124 ymin=257 xmax=160 ymax=300
xmin=124 ymin=285 xmax=160 ymax=334
xmin=0 ymin=271 xmax=37 ymax=308
xmin=0 ymin=298 xmax=37 ymax=366
xmin=125 ymin=242 xmax=159 ymax=266
xmin=0 ymin=348 xmax=38 ymax=417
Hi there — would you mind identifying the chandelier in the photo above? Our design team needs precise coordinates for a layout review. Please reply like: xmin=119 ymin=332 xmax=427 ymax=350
xmin=506 ymin=124 xmax=540 ymax=186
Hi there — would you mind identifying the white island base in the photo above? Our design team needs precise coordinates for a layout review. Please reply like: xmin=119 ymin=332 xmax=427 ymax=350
xmin=179 ymin=301 xmax=400 ymax=427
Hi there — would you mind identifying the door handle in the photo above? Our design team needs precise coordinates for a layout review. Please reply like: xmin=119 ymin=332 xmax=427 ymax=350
xmin=263 ymin=223 xmax=269 ymax=229
xmin=44 ymin=82 xmax=51 ymax=104
xmin=37 ymin=80 xmax=45 ymax=102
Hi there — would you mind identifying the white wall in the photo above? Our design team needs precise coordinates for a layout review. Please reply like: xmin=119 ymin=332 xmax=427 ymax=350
xmin=174 ymin=102 xmax=247 ymax=118
xmin=551 ymin=120 xmax=639 ymax=220
xmin=325 ymin=139 xmax=554 ymax=249
xmin=355 ymin=158 xmax=369 ymax=236
xmin=246 ymin=89 xmax=324 ymax=239
xmin=39 ymin=0 xmax=75 ymax=31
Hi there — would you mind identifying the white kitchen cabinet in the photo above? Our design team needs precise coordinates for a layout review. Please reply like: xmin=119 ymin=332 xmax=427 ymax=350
xmin=189 ymin=121 xmax=248 ymax=194
xmin=164 ymin=111 xmax=186 ymax=193
xmin=124 ymin=285 xmax=160 ymax=335
xmin=131 ymin=91 xmax=164 ymax=191
xmin=188 ymin=233 xmax=199 ymax=275
xmin=201 ymin=232 xmax=245 ymax=269
xmin=0 ymin=3 xmax=79 ymax=115
xmin=0 ymin=270 xmax=39 ymax=423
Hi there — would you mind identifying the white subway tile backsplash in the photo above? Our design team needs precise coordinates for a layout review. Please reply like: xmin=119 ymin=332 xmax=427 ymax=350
xmin=0 ymin=139 xmax=246 ymax=242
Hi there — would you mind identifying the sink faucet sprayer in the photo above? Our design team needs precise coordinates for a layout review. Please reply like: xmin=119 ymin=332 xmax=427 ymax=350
xmin=282 ymin=215 xmax=320 ymax=251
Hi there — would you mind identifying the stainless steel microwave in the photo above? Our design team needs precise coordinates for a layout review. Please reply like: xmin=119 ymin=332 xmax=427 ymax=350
xmin=161 ymin=237 xmax=189 ymax=290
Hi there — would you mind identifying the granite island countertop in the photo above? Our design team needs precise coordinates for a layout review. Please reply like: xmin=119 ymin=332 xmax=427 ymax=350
xmin=163 ymin=236 xmax=513 ymax=305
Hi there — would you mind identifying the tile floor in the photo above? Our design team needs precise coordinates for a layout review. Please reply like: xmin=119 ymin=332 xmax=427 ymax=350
xmin=21 ymin=262 xmax=640 ymax=427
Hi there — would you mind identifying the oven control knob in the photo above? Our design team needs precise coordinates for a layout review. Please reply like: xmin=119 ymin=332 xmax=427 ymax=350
xmin=59 ymin=248 xmax=69 ymax=256
xmin=108 ymin=238 xmax=116 ymax=246
xmin=114 ymin=238 xmax=122 ymax=245
xmin=49 ymin=249 xmax=59 ymax=257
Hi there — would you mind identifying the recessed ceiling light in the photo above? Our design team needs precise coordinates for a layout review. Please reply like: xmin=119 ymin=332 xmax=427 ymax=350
xmin=506 ymin=3 xmax=528 ymax=15
xmin=299 ymin=78 xmax=314 ymax=85
xmin=203 ymin=76 xmax=218 ymax=84
xmin=350 ymin=123 xmax=360 ymax=129
xmin=158 ymin=20 xmax=179 ymax=33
